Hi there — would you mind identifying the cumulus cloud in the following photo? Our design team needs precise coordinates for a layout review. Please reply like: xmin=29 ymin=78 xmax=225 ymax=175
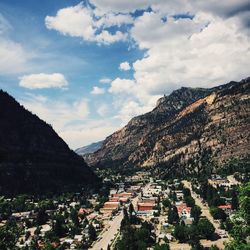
xmin=108 ymin=78 xmax=135 ymax=94
xmin=96 ymin=13 xmax=134 ymax=28
xmin=91 ymin=86 xmax=106 ymax=94
xmin=99 ymin=77 xmax=112 ymax=84
xmin=119 ymin=61 xmax=131 ymax=71
xmin=95 ymin=30 xmax=127 ymax=44
xmin=45 ymin=4 xmax=95 ymax=41
xmin=131 ymin=11 xmax=250 ymax=96
xmin=45 ymin=3 xmax=128 ymax=44
xmin=19 ymin=73 xmax=68 ymax=89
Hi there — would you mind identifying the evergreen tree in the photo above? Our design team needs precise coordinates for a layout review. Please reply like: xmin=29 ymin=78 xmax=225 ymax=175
xmin=231 ymin=189 xmax=239 ymax=210
xmin=89 ymin=224 xmax=97 ymax=241
xmin=190 ymin=205 xmax=201 ymax=224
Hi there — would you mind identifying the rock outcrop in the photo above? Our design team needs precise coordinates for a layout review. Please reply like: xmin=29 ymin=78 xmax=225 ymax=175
xmin=86 ymin=78 xmax=250 ymax=176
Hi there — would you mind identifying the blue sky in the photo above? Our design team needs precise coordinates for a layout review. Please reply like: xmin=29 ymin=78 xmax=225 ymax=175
xmin=0 ymin=0 xmax=249 ymax=148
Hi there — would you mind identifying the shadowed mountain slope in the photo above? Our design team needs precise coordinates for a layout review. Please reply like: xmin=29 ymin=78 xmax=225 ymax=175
xmin=0 ymin=90 xmax=99 ymax=195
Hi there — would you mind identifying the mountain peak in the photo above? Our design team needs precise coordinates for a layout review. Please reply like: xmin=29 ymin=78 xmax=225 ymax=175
xmin=85 ymin=77 xmax=250 ymax=177
xmin=0 ymin=90 xmax=99 ymax=195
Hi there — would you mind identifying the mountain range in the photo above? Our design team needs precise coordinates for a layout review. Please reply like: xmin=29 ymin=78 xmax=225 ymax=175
xmin=85 ymin=77 xmax=250 ymax=177
xmin=75 ymin=141 xmax=103 ymax=156
xmin=0 ymin=90 xmax=99 ymax=195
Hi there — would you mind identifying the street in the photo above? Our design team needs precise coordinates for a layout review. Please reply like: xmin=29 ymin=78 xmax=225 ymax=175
xmin=91 ymin=183 xmax=150 ymax=249
xmin=90 ymin=211 xmax=123 ymax=250
xmin=182 ymin=181 xmax=229 ymax=249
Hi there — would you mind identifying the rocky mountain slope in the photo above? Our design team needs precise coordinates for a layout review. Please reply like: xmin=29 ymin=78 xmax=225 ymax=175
xmin=0 ymin=90 xmax=99 ymax=195
xmin=85 ymin=78 xmax=250 ymax=176
xmin=75 ymin=141 xmax=103 ymax=156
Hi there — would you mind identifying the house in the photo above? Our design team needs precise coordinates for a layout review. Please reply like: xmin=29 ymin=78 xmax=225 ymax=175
xmin=218 ymin=205 xmax=232 ymax=215
xmin=177 ymin=203 xmax=191 ymax=218
xmin=100 ymin=202 xmax=120 ymax=213
xmin=112 ymin=192 xmax=133 ymax=198
xmin=78 ymin=208 xmax=92 ymax=216
xmin=141 ymin=197 xmax=157 ymax=204
xmin=175 ymin=190 xmax=184 ymax=200
xmin=137 ymin=202 xmax=155 ymax=212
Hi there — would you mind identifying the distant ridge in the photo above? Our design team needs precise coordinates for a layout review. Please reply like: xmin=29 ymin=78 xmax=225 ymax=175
xmin=0 ymin=90 xmax=99 ymax=195
xmin=75 ymin=141 xmax=103 ymax=156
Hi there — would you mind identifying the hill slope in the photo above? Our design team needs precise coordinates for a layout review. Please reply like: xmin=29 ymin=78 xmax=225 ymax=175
xmin=0 ymin=90 xmax=99 ymax=195
xmin=75 ymin=141 xmax=103 ymax=156
xmin=85 ymin=78 xmax=250 ymax=176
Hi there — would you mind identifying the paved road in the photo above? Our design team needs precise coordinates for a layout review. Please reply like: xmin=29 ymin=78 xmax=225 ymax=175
xmin=182 ymin=181 xmax=229 ymax=249
xmin=182 ymin=181 xmax=219 ymax=230
xmin=90 ymin=211 xmax=123 ymax=250
xmin=91 ymin=183 xmax=150 ymax=250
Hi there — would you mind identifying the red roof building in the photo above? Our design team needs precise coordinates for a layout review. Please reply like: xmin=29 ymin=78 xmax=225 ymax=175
xmin=177 ymin=203 xmax=191 ymax=217
xmin=218 ymin=205 xmax=232 ymax=210
xmin=137 ymin=203 xmax=155 ymax=211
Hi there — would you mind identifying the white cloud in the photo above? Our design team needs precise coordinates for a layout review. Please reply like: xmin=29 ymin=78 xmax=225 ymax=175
xmin=20 ymin=94 xmax=93 ymax=148
xmin=130 ymin=12 xmax=250 ymax=96
xmin=91 ymin=86 xmax=106 ymax=94
xmin=96 ymin=13 xmax=134 ymax=28
xmin=0 ymin=14 xmax=11 ymax=34
xmin=45 ymin=3 xmax=95 ymax=41
xmin=59 ymin=120 xmax=119 ymax=149
xmin=117 ymin=100 xmax=152 ymax=124
xmin=0 ymin=39 xmax=30 ymax=75
xmin=96 ymin=103 xmax=109 ymax=116
xmin=119 ymin=61 xmax=131 ymax=71
xmin=45 ymin=3 xmax=129 ymax=44
xmin=95 ymin=30 xmax=127 ymax=45
xmin=19 ymin=73 xmax=68 ymax=89
xmin=99 ymin=77 xmax=112 ymax=84
xmin=108 ymin=78 xmax=136 ymax=94
xmin=91 ymin=0 xmax=151 ymax=13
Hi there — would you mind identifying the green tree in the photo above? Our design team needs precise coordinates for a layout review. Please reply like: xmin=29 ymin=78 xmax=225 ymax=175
xmin=184 ymin=196 xmax=195 ymax=207
xmin=53 ymin=214 xmax=67 ymax=237
xmin=197 ymin=218 xmax=215 ymax=239
xmin=36 ymin=208 xmax=48 ymax=225
xmin=210 ymin=207 xmax=227 ymax=221
xmin=190 ymin=205 xmax=201 ymax=224
xmin=226 ymin=182 xmax=250 ymax=250
xmin=0 ymin=219 xmax=20 ymax=250
xmin=89 ymin=224 xmax=97 ymax=241
xmin=70 ymin=208 xmax=79 ymax=227
xmin=174 ymin=224 xmax=188 ymax=242
xmin=168 ymin=206 xmax=179 ymax=224
xmin=162 ymin=199 xmax=171 ymax=209
xmin=154 ymin=243 xmax=170 ymax=250
xmin=231 ymin=189 xmax=239 ymax=210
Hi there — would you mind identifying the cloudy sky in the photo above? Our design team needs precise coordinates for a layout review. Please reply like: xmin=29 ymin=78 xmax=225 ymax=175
xmin=0 ymin=0 xmax=249 ymax=149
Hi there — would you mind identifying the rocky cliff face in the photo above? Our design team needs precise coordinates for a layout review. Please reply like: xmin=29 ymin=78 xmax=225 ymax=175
xmin=86 ymin=78 xmax=250 ymax=176
xmin=0 ymin=90 xmax=99 ymax=195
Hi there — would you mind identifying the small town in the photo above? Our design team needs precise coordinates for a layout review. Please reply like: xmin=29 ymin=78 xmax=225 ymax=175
xmin=0 ymin=0 xmax=250 ymax=250
xmin=0 ymin=168 xmax=247 ymax=250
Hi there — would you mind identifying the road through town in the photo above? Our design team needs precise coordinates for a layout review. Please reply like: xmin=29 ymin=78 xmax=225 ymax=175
xmin=182 ymin=180 xmax=229 ymax=249
xmin=90 ymin=211 xmax=123 ymax=250
xmin=91 ymin=183 xmax=150 ymax=250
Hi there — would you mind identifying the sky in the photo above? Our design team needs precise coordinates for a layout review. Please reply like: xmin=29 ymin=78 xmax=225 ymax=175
xmin=0 ymin=0 xmax=249 ymax=149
